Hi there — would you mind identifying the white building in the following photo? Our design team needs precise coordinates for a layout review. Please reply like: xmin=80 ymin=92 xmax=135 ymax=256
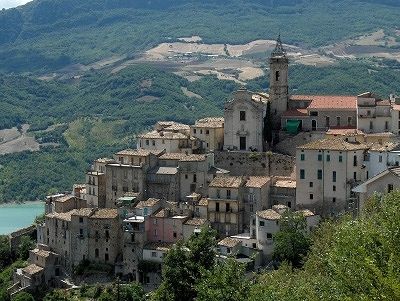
xmin=357 ymin=92 xmax=392 ymax=133
xmin=364 ymin=142 xmax=400 ymax=179
xmin=296 ymin=138 xmax=369 ymax=215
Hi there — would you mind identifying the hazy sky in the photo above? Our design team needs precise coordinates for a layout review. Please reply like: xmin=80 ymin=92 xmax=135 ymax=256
xmin=0 ymin=0 xmax=32 ymax=9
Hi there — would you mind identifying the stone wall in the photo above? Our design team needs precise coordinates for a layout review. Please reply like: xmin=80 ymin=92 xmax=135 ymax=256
xmin=214 ymin=151 xmax=295 ymax=177
xmin=9 ymin=225 xmax=36 ymax=253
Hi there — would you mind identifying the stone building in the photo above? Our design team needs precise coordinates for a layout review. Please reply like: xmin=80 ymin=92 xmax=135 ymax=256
xmin=296 ymin=138 xmax=368 ymax=215
xmin=207 ymin=176 xmax=245 ymax=236
xmin=357 ymin=92 xmax=391 ymax=133
xmin=147 ymin=208 xmax=189 ymax=243
xmin=191 ymin=117 xmax=224 ymax=151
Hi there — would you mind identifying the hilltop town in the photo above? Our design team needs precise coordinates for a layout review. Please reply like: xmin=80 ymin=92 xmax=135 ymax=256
xmin=8 ymin=37 xmax=400 ymax=296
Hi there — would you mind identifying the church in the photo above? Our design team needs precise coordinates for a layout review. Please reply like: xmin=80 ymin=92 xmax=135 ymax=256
xmin=223 ymin=36 xmax=400 ymax=152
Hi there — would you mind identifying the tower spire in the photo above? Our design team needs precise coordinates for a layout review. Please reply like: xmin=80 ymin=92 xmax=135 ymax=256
xmin=271 ymin=33 xmax=286 ymax=57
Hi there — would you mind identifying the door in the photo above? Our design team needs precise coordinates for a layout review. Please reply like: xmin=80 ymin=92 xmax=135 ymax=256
xmin=312 ymin=120 xmax=317 ymax=131
xmin=240 ymin=136 xmax=247 ymax=150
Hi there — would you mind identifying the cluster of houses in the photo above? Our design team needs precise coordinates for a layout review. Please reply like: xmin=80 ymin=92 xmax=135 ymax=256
xmin=8 ymin=37 xmax=400 ymax=296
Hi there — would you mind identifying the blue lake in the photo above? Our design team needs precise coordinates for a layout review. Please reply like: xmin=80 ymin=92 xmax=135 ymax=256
xmin=0 ymin=202 xmax=45 ymax=235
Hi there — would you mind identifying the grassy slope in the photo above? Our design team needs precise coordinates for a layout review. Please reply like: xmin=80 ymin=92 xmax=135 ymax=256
xmin=0 ymin=0 xmax=400 ymax=72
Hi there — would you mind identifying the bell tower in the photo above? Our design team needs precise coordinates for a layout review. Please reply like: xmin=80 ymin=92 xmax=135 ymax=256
xmin=269 ymin=35 xmax=289 ymax=128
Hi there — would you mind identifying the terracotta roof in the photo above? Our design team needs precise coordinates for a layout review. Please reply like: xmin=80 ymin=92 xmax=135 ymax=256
xmin=23 ymin=264 xmax=44 ymax=275
xmin=368 ymin=142 xmax=400 ymax=152
xmin=273 ymin=179 xmax=296 ymax=188
xmin=139 ymin=130 xmax=189 ymax=140
xmin=53 ymin=195 xmax=75 ymax=203
xmin=73 ymin=208 xmax=93 ymax=217
xmin=92 ymin=209 xmax=119 ymax=219
xmin=184 ymin=218 xmax=207 ymax=226
xmin=95 ymin=158 xmax=115 ymax=163
xmin=152 ymin=208 xmax=170 ymax=218
xmin=291 ymin=95 xmax=357 ymax=110
xmin=198 ymin=198 xmax=208 ymax=206
xmin=209 ymin=176 xmax=243 ymax=188
xmin=218 ymin=237 xmax=241 ymax=248
xmin=297 ymin=209 xmax=316 ymax=217
xmin=135 ymin=198 xmax=160 ymax=209
xmin=326 ymin=129 xmax=364 ymax=136
xmin=115 ymin=149 xmax=163 ymax=157
xmin=144 ymin=242 xmax=174 ymax=252
xmin=245 ymin=176 xmax=270 ymax=188
xmin=194 ymin=117 xmax=224 ymax=128
xmin=165 ymin=123 xmax=190 ymax=131
xmin=46 ymin=210 xmax=77 ymax=222
xmin=298 ymin=138 xmax=369 ymax=151
xmin=392 ymin=104 xmax=400 ymax=111
xmin=376 ymin=99 xmax=391 ymax=106
xmin=282 ymin=109 xmax=308 ymax=117
xmin=32 ymin=249 xmax=52 ymax=258
xmin=159 ymin=153 xmax=206 ymax=162
xmin=257 ymin=209 xmax=282 ymax=220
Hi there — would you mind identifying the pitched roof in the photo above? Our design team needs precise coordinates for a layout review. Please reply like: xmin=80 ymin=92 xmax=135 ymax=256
xmin=184 ymin=218 xmax=207 ymax=226
xmin=194 ymin=117 xmax=224 ymax=128
xmin=209 ymin=176 xmax=243 ymax=188
xmin=245 ymin=176 xmax=270 ymax=188
xmin=282 ymin=109 xmax=308 ymax=117
xmin=91 ymin=209 xmax=119 ymax=219
xmin=149 ymin=166 xmax=179 ymax=175
xmin=291 ymin=95 xmax=357 ymax=110
xmin=297 ymin=209 xmax=316 ymax=217
xmin=53 ymin=195 xmax=75 ymax=203
xmin=46 ymin=210 xmax=77 ymax=222
xmin=23 ymin=264 xmax=44 ymax=275
xmin=273 ymin=179 xmax=296 ymax=188
xmin=144 ymin=242 xmax=174 ymax=252
xmin=218 ymin=237 xmax=241 ymax=248
xmin=135 ymin=198 xmax=160 ymax=208
xmin=138 ymin=130 xmax=189 ymax=140
xmin=115 ymin=149 xmax=163 ymax=157
xmin=326 ymin=128 xmax=364 ymax=136
xmin=368 ymin=142 xmax=400 ymax=152
xmin=159 ymin=153 xmax=206 ymax=162
xmin=256 ymin=209 xmax=282 ymax=220
xmin=298 ymin=138 xmax=369 ymax=151
xmin=73 ymin=208 xmax=93 ymax=217
xmin=197 ymin=198 xmax=208 ymax=206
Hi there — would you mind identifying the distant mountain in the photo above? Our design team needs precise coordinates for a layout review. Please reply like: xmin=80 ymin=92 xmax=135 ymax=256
xmin=0 ymin=0 xmax=399 ymax=73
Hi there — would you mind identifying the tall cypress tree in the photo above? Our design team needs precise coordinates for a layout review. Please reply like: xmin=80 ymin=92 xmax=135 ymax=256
xmin=264 ymin=101 xmax=273 ymax=147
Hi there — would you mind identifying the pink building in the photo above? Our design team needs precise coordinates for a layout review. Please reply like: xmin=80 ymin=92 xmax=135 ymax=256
xmin=147 ymin=208 xmax=189 ymax=243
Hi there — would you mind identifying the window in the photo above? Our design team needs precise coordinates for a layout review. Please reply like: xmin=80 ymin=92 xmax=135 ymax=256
xmin=333 ymin=198 xmax=336 ymax=203
xmin=318 ymin=154 xmax=322 ymax=161
xmin=332 ymin=171 xmax=337 ymax=183
xmin=146 ymin=140 xmax=149 ymax=146
xmin=266 ymin=233 xmax=273 ymax=240
xmin=226 ymin=190 xmax=231 ymax=199
xmin=348 ymin=116 xmax=352 ymax=126
xmin=326 ymin=155 xmax=330 ymax=162
xmin=310 ymin=111 xmax=318 ymax=117
xmin=275 ymin=70 xmax=280 ymax=81
xmin=300 ymin=169 xmax=305 ymax=179
xmin=105 ymin=253 xmax=109 ymax=261
xmin=385 ymin=121 xmax=389 ymax=131
xmin=367 ymin=110 xmax=371 ymax=116
xmin=310 ymin=194 xmax=314 ymax=200
xmin=336 ymin=116 xmax=341 ymax=126
xmin=249 ymin=204 xmax=254 ymax=212
xmin=193 ymin=129 xmax=196 ymax=134
xmin=339 ymin=155 xmax=343 ymax=162
xmin=151 ymin=252 xmax=157 ymax=258
xmin=79 ymin=217 xmax=83 ymax=223
xmin=388 ymin=184 xmax=394 ymax=193
xmin=379 ymin=155 xmax=382 ymax=163
xmin=259 ymin=221 xmax=265 ymax=227
xmin=287 ymin=201 xmax=292 ymax=208
xmin=325 ymin=116 xmax=330 ymax=127
xmin=193 ymin=174 xmax=197 ymax=183
xmin=200 ymin=129 xmax=203 ymax=134
xmin=300 ymin=154 xmax=305 ymax=161
xmin=216 ymin=189 xmax=221 ymax=198
xmin=369 ymin=121 xmax=373 ymax=130
xmin=154 ymin=229 xmax=158 ymax=236
xmin=309 ymin=182 xmax=313 ymax=188
xmin=185 ymin=174 xmax=188 ymax=179
xmin=152 ymin=140 xmax=155 ymax=146
xmin=79 ymin=228 xmax=83 ymax=237
xmin=216 ymin=202 xmax=220 ymax=212
xmin=162 ymin=139 xmax=165 ymax=144
xmin=206 ymin=130 xmax=210 ymax=135
xmin=240 ymin=111 xmax=246 ymax=121
xmin=333 ymin=185 xmax=336 ymax=192
xmin=353 ymin=172 xmax=357 ymax=180
xmin=226 ymin=203 xmax=230 ymax=212
xmin=317 ymin=169 xmax=323 ymax=180
xmin=173 ymin=232 xmax=177 ymax=238
xmin=95 ymin=249 xmax=99 ymax=258
xmin=353 ymin=155 xmax=358 ymax=167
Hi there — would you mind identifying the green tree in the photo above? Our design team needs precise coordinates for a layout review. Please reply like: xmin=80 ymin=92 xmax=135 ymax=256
xmin=272 ymin=211 xmax=311 ymax=268
xmin=17 ymin=236 xmax=35 ymax=260
xmin=12 ymin=292 xmax=35 ymax=301
xmin=152 ymin=227 xmax=217 ymax=301
xmin=120 ymin=282 xmax=145 ymax=301
xmin=0 ymin=235 xmax=12 ymax=269
xmin=263 ymin=101 xmax=273 ymax=149
xmin=196 ymin=259 xmax=250 ymax=301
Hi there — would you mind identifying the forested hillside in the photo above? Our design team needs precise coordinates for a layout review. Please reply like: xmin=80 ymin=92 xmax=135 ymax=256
xmin=0 ymin=0 xmax=399 ymax=72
